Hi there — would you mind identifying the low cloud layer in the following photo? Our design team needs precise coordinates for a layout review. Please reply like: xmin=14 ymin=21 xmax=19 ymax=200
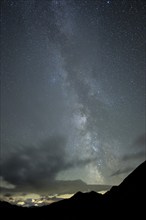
xmin=1 ymin=136 xmax=67 ymax=189
xmin=1 ymin=136 xmax=97 ymax=190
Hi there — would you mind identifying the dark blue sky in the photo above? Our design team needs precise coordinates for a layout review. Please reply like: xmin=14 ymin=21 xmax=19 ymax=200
xmin=1 ymin=0 xmax=146 ymax=194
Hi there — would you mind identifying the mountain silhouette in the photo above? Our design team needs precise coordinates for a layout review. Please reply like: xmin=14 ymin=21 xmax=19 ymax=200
xmin=0 ymin=160 xmax=145 ymax=219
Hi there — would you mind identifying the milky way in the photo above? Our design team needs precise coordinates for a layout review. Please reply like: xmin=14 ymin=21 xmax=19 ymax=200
xmin=1 ymin=0 xmax=146 ymax=195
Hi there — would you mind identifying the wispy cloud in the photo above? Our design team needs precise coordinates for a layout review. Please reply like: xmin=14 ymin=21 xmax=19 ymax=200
xmin=121 ymin=134 xmax=146 ymax=162
xmin=122 ymin=151 xmax=146 ymax=161
xmin=133 ymin=134 xmax=146 ymax=147
xmin=110 ymin=167 xmax=134 ymax=177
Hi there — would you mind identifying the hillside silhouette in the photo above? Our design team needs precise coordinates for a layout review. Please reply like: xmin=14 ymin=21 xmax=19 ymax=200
xmin=0 ymin=160 xmax=145 ymax=218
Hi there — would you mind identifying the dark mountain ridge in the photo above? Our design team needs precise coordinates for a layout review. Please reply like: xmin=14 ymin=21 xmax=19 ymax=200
xmin=0 ymin=160 xmax=145 ymax=219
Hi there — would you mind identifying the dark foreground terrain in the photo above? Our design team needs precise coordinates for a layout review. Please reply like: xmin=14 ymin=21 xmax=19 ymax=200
xmin=0 ymin=160 xmax=145 ymax=219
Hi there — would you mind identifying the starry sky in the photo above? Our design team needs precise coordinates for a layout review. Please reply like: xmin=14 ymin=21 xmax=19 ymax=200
xmin=1 ymin=0 xmax=146 ymax=203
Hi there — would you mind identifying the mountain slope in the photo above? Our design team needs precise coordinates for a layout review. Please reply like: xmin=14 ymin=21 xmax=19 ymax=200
xmin=0 ymin=160 xmax=145 ymax=219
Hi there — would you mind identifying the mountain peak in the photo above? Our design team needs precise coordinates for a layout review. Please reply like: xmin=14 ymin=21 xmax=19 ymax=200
xmin=0 ymin=161 xmax=145 ymax=218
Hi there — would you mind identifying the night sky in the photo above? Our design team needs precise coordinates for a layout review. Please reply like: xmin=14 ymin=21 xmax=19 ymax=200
xmin=1 ymin=0 xmax=146 ymax=206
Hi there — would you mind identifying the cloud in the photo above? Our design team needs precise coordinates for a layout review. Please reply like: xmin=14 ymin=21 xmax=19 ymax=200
xmin=65 ymin=156 xmax=98 ymax=169
xmin=1 ymin=136 xmax=67 ymax=189
xmin=110 ymin=135 xmax=146 ymax=177
xmin=121 ymin=134 xmax=146 ymax=162
xmin=122 ymin=151 xmax=146 ymax=161
xmin=110 ymin=167 xmax=134 ymax=177
xmin=133 ymin=134 xmax=146 ymax=147
xmin=1 ymin=136 xmax=96 ymax=190
xmin=0 ymin=176 xmax=16 ymax=189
